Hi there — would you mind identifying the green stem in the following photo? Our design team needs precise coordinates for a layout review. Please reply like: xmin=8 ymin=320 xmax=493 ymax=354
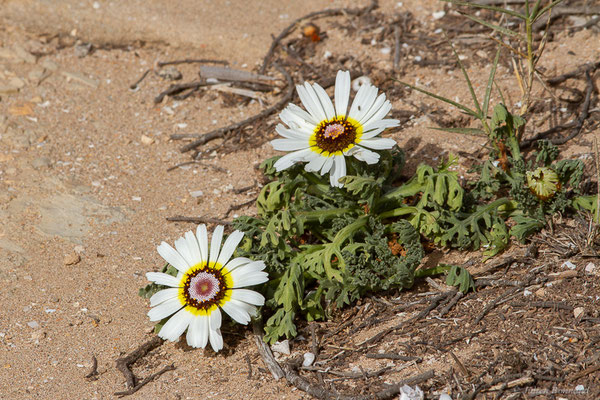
xmin=299 ymin=207 xmax=355 ymax=222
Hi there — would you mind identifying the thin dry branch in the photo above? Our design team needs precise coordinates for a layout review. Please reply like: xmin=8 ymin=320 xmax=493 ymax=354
xmin=176 ymin=64 xmax=294 ymax=152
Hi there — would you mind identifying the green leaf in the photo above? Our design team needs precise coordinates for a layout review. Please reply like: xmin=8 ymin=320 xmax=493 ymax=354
xmin=483 ymin=47 xmax=502 ymax=121
xmin=460 ymin=12 xmax=524 ymax=40
xmin=431 ymin=127 xmax=487 ymax=137
xmin=447 ymin=35 xmax=482 ymax=116
xmin=445 ymin=265 xmax=475 ymax=293
xmin=395 ymin=79 xmax=479 ymax=118
xmin=510 ymin=214 xmax=545 ymax=241
xmin=441 ymin=0 xmax=526 ymax=19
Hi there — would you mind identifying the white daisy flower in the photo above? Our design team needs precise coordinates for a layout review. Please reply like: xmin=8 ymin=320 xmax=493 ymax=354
xmin=146 ymin=225 xmax=268 ymax=352
xmin=271 ymin=70 xmax=400 ymax=187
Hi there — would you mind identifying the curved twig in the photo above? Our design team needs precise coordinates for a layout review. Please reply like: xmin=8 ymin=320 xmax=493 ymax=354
xmin=177 ymin=64 xmax=294 ymax=153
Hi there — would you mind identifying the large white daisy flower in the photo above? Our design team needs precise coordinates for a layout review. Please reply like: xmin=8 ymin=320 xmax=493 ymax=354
xmin=146 ymin=225 xmax=268 ymax=352
xmin=271 ymin=70 xmax=400 ymax=187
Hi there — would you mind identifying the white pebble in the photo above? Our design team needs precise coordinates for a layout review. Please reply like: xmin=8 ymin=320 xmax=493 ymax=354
xmin=561 ymin=261 xmax=576 ymax=270
xmin=92 ymin=1 xmax=100 ymax=9
xmin=432 ymin=11 xmax=446 ymax=20
xmin=439 ymin=394 xmax=452 ymax=400
xmin=302 ymin=352 xmax=315 ymax=367
xmin=523 ymin=289 xmax=532 ymax=297
xmin=399 ymin=384 xmax=424 ymax=400
xmin=573 ymin=307 xmax=584 ymax=319
xmin=380 ymin=47 xmax=391 ymax=55
xmin=271 ymin=340 xmax=290 ymax=355
xmin=27 ymin=321 xmax=40 ymax=329
xmin=352 ymin=76 xmax=371 ymax=92
xmin=575 ymin=385 xmax=585 ymax=391
xmin=585 ymin=262 xmax=596 ymax=274
xmin=323 ymin=50 xmax=332 ymax=59
xmin=132 ymin=196 xmax=142 ymax=201
xmin=414 ymin=55 xmax=422 ymax=62
xmin=189 ymin=190 xmax=204 ymax=198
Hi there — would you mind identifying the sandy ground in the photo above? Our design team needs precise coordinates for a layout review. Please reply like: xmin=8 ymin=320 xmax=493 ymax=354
xmin=0 ymin=0 xmax=599 ymax=399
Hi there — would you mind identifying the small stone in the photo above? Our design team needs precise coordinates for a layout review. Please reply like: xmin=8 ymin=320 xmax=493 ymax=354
xmin=189 ymin=190 xmax=204 ymax=198
xmin=476 ymin=50 xmax=488 ymax=59
xmin=31 ymin=330 xmax=46 ymax=342
xmin=8 ymin=77 xmax=25 ymax=89
xmin=380 ymin=47 xmax=391 ymax=55
xmin=0 ymin=84 xmax=19 ymax=94
xmin=585 ymin=262 xmax=596 ymax=274
xmin=61 ymin=71 xmax=99 ymax=88
xmin=74 ymin=43 xmax=93 ymax=58
xmin=575 ymin=384 xmax=585 ymax=392
xmin=271 ymin=340 xmax=290 ymax=355
xmin=302 ymin=352 xmax=315 ymax=367
xmin=0 ymin=47 xmax=16 ymax=60
xmin=31 ymin=157 xmax=51 ymax=169
xmin=13 ymin=45 xmax=36 ymax=63
xmin=140 ymin=134 xmax=154 ymax=145
xmin=352 ymin=76 xmax=371 ymax=92
xmin=63 ymin=252 xmax=81 ymax=266
xmin=534 ymin=288 xmax=546 ymax=297
xmin=523 ymin=289 xmax=532 ymax=297
xmin=432 ymin=11 xmax=446 ymax=20
xmin=28 ymin=67 xmax=47 ymax=83
xmin=41 ymin=59 xmax=59 ymax=72
xmin=561 ymin=261 xmax=576 ymax=270
xmin=27 ymin=321 xmax=40 ymax=329
xmin=573 ymin=307 xmax=584 ymax=319
xmin=439 ymin=394 xmax=452 ymax=400
xmin=74 ymin=245 xmax=85 ymax=254
xmin=157 ymin=66 xmax=182 ymax=81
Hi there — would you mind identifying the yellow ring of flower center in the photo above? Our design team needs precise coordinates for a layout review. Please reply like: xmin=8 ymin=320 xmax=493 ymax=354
xmin=309 ymin=116 xmax=363 ymax=156
xmin=178 ymin=261 xmax=233 ymax=316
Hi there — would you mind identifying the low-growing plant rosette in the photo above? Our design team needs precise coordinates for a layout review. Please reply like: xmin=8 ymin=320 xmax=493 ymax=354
xmin=271 ymin=70 xmax=399 ymax=187
xmin=143 ymin=225 xmax=268 ymax=351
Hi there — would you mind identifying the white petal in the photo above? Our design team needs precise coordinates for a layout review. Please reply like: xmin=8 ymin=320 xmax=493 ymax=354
xmin=217 ymin=230 xmax=244 ymax=267
xmin=335 ymin=70 xmax=351 ymax=117
xmin=271 ymin=138 xmax=309 ymax=152
xmin=362 ymin=100 xmax=393 ymax=128
xmin=359 ymin=138 xmax=397 ymax=150
xmin=158 ymin=308 xmax=194 ymax=342
xmin=304 ymin=82 xmax=328 ymax=122
xmin=231 ymin=289 xmax=265 ymax=306
xmin=330 ymin=155 xmax=346 ymax=188
xmin=351 ymin=147 xmax=380 ymax=164
xmin=149 ymin=288 xmax=179 ymax=307
xmin=209 ymin=307 xmax=222 ymax=331
xmin=361 ymin=127 xmax=385 ymax=140
xmin=304 ymin=153 xmax=328 ymax=173
xmin=209 ymin=225 xmax=224 ymax=264
xmin=221 ymin=299 xmax=252 ymax=325
xmin=209 ymin=328 xmax=223 ymax=352
xmin=273 ymin=148 xmax=313 ymax=171
xmin=280 ymin=107 xmax=317 ymax=133
xmin=196 ymin=224 xmax=209 ymax=263
xmin=184 ymin=231 xmax=202 ymax=266
xmin=297 ymin=84 xmax=325 ymax=122
xmin=362 ymin=118 xmax=400 ymax=133
xmin=147 ymin=296 xmax=183 ymax=321
xmin=275 ymin=123 xmax=309 ymax=140
xmin=312 ymin=83 xmax=335 ymax=121
xmin=157 ymin=242 xmax=189 ymax=273
xmin=186 ymin=314 xmax=209 ymax=348
xmin=224 ymin=257 xmax=252 ymax=272
xmin=286 ymin=103 xmax=319 ymax=125
xmin=320 ymin=156 xmax=334 ymax=176
xmin=146 ymin=272 xmax=180 ymax=288
xmin=230 ymin=267 xmax=269 ymax=289
xmin=349 ymin=84 xmax=378 ymax=121
xmin=358 ymin=93 xmax=387 ymax=125
xmin=174 ymin=237 xmax=194 ymax=267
